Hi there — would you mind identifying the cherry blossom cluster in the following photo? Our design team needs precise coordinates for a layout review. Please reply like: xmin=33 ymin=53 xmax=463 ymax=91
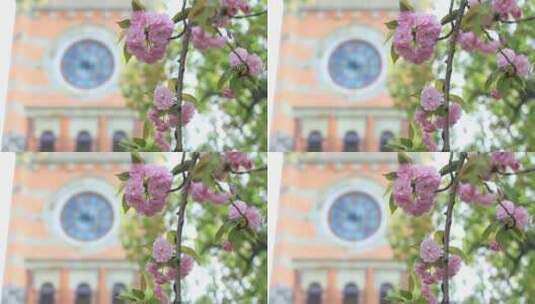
xmin=416 ymin=238 xmax=462 ymax=304
xmin=491 ymin=151 xmax=520 ymax=172
xmin=392 ymin=164 xmax=441 ymax=215
xmin=126 ymin=12 xmax=174 ymax=64
xmin=149 ymin=86 xmax=196 ymax=151
xmin=148 ymin=236 xmax=194 ymax=303
xmin=457 ymin=183 xmax=496 ymax=206
xmin=490 ymin=0 xmax=522 ymax=20
xmin=191 ymin=27 xmax=226 ymax=51
xmin=225 ymin=151 xmax=253 ymax=171
xmin=458 ymin=31 xmax=500 ymax=54
xmin=497 ymin=49 xmax=532 ymax=78
xmin=393 ymin=12 xmax=441 ymax=64
xmin=496 ymin=200 xmax=529 ymax=230
xmin=190 ymin=182 xmax=231 ymax=205
xmin=124 ymin=164 xmax=173 ymax=216
xmin=229 ymin=48 xmax=264 ymax=77
xmin=416 ymin=86 xmax=462 ymax=151
xmin=229 ymin=200 xmax=262 ymax=231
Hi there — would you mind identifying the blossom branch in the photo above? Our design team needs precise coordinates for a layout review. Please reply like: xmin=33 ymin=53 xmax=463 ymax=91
xmin=499 ymin=15 xmax=535 ymax=24
xmin=442 ymin=0 xmax=468 ymax=152
xmin=174 ymin=152 xmax=200 ymax=304
xmin=231 ymin=10 xmax=267 ymax=19
xmin=441 ymin=152 xmax=467 ymax=303
xmin=230 ymin=166 xmax=267 ymax=175
xmin=496 ymin=166 xmax=535 ymax=176
xmin=174 ymin=23 xmax=192 ymax=152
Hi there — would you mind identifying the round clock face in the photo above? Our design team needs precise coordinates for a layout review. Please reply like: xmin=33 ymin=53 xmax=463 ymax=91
xmin=60 ymin=39 xmax=115 ymax=90
xmin=327 ymin=40 xmax=382 ymax=90
xmin=60 ymin=192 xmax=114 ymax=242
xmin=328 ymin=192 xmax=382 ymax=241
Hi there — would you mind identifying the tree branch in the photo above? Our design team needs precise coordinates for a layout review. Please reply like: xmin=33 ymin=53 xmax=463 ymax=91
xmin=230 ymin=166 xmax=267 ymax=175
xmin=499 ymin=15 xmax=535 ymax=24
xmin=441 ymin=152 xmax=467 ymax=304
xmin=174 ymin=152 xmax=200 ymax=304
xmin=442 ymin=0 xmax=468 ymax=152
xmin=174 ymin=9 xmax=192 ymax=152
xmin=231 ymin=10 xmax=267 ymax=19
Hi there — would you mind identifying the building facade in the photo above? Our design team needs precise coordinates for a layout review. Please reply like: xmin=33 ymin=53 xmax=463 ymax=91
xmin=2 ymin=0 xmax=140 ymax=152
xmin=270 ymin=0 xmax=408 ymax=152
xmin=1 ymin=153 xmax=137 ymax=304
xmin=270 ymin=153 xmax=406 ymax=304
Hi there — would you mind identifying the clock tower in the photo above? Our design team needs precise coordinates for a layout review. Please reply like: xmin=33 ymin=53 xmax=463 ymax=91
xmin=1 ymin=153 xmax=137 ymax=304
xmin=270 ymin=0 xmax=408 ymax=152
xmin=269 ymin=153 xmax=406 ymax=304
xmin=2 ymin=0 xmax=141 ymax=152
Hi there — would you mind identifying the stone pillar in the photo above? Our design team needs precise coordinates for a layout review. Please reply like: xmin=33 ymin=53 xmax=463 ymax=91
xmin=326 ymin=269 xmax=338 ymax=304
xmin=26 ymin=118 xmax=36 ymax=151
xmin=293 ymin=270 xmax=304 ymax=303
xmin=25 ymin=270 xmax=35 ymax=304
xmin=327 ymin=115 xmax=337 ymax=151
xmin=364 ymin=267 xmax=377 ymax=304
xmin=59 ymin=116 xmax=71 ymax=151
xmin=294 ymin=118 xmax=303 ymax=151
xmin=98 ymin=268 xmax=108 ymax=304
xmin=98 ymin=116 xmax=109 ymax=152
xmin=365 ymin=116 xmax=376 ymax=152
xmin=59 ymin=268 xmax=70 ymax=303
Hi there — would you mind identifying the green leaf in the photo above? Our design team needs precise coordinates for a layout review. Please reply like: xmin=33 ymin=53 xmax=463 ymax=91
xmin=495 ymin=226 xmax=510 ymax=248
xmin=182 ymin=93 xmax=198 ymax=104
xmin=389 ymin=193 xmax=398 ymax=214
xmin=122 ymin=195 xmax=130 ymax=213
xmin=116 ymin=172 xmax=130 ymax=181
xmin=230 ymin=76 xmax=242 ymax=93
xmin=131 ymin=0 xmax=145 ymax=11
xmin=132 ymin=289 xmax=145 ymax=299
xmin=189 ymin=0 xmax=207 ymax=19
xmin=215 ymin=221 xmax=234 ymax=242
xmin=449 ymin=246 xmax=467 ymax=261
xmin=133 ymin=137 xmax=146 ymax=147
xmin=399 ymin=0 xmax=414 ymax=12
xmin=383 ymin=172 xmax=397 ymax=181
xmin=181 ymin=246 xmax=202 ymax=264
xmin=117 ymin=19 xmax=131 ymax=29
xmin=172 ymin=8 xmax=190 ymax=23
xmin=384 ymin=30 xmax=395 ymax=43
xmin=441 ymin=9 xmax=459 ymax=25
xmin=166 ymin=230 xmax=177 ymax=245
xmin=439 ymin=160 xmax=461 ymax=175
xmin=399 ymin=289 xmax=413 ymax=300
xmin=123 ymin=44 xmax=132 ymax=64
xmin=433 ymin=230 xmax=445 ymax=245
xmin=217 ymin=69 xmax=234 ymax=89
xmin=131 ymin=151 xmax=144 ymax=164
xmin=397 ymin=151 xmax=413 ymax=164
xmin=171 ymin=160 xmax=192 ymax=175
xmin=385 ymin=20 xmax=399 ymax=30
xmin=434 ymin=79 xmax=446 ymax=93
xmin=481 ymin=221 xmax=500 ymax=242
xmin=391 ymin=44 xmax=399 ymax=64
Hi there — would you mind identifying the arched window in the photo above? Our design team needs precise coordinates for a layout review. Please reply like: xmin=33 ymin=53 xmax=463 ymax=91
xmin=112 ymin=131 xmax=127 ymax=152
xmin=343 ymin=131 xmax=360 ymax=152
xmin=379 ymin=283 xmax=394 ymax=304
xmin=307 ymin=131 xmax=323 ymax=152
xmin=38 ymin=282 xmax=55 ymax=304
xmin=306 ymin=282 xmax=322 ymax=304
xmin=112 ymin=283 xmax=127 ymax=304
xmin=39 ymin=131 xmax=56 ymax=152
xmin=380 ymin=131 xmax=394 ymax=152
xmin=76 ymin=131 xmax=92 ymax=152
xmin=342 ymin=283 xmax=359 ymax=304
xmin=75 ymin=283 xmax=92 ymax=304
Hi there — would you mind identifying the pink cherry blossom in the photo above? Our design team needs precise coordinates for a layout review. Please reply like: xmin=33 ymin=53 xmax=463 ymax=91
xmin=415 ymin=110 xmax=437 ymax=133
xmin=191 ymin=26 xmax=226 ymax=51
xmin=225 ymin=152 xmax=253 ymax=171
xmin=222 ymin=240 xmax=234 ymax=252
xmin=154 ymin=131 xmax=171 ymax=152
xmin=420 ymin=238 xmax=443 ymax=263
xmin=393 ymin=164 xmax=441 ymax=216
xmin=154 ymin=86 xmax=175 ymax=111
xmin=497 ymin=49 xmax=531 ymax=78
xmin=421 ymin=86 xmax=444 ymax=111
xmin=125 ymin=164 xmax=173 ymax=216
xmin=179 ymin=254 xmax=194 ymax=279
xmin=221 ymin=0 xmax=251 ymax=16
xmin=458 ymin=32 xmax=500 ymax=54
xmin=491 ymin=151 xmax=520 ymax=172
xmin=492 ymin=0 xmax=522 ymax=20
xmin=496 ymin=200 xmax=529 ymax=230
xmin=229 ymin=48 xmax=264 ymax=76
xmin=457 ymin=183 xmax=496 ymax=206
xmin=152 ymin=236 xmax=174 ymax=263
xmin=489 ymin=240 xmax=502 ymax=251
xmin=423 ymin=131 xmax=438 ymax=152
xmin=229 ymin=200 xmax=262 ymax=231
xmin=189 ymin=182 xmax=230 ymax=205
xmin=421 ymin=284 xmax=438 ymax=304
xmin=393 ymin=12 xmax=441 ymax=64
xmin=126 ymin=12 xmax=174 ymax=64
xmin=154 ymin=284 xmax=169 ymax=304
xmin=434 ymin=102 xmax=462 ymax=129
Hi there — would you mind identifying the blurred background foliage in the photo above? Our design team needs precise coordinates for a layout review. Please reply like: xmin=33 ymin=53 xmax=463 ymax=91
xmin=388 ymin=1 xmax=535 ymax=150
xmin=387 ymin=153 xmax=535 ymax=303
xmin=120 ymin=153 xmax=268 ymax=303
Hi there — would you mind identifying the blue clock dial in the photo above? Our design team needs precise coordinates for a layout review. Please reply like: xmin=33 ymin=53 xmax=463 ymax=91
xmin=60 ymin=192 xmax=114 ymax=242
xmin=60 ymin=39 xmax=115 ymax=90
xmin=328 ymin=192 xmax=381 ymax=241
xmin=328 ymin=40 xmax=382 ymax=90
